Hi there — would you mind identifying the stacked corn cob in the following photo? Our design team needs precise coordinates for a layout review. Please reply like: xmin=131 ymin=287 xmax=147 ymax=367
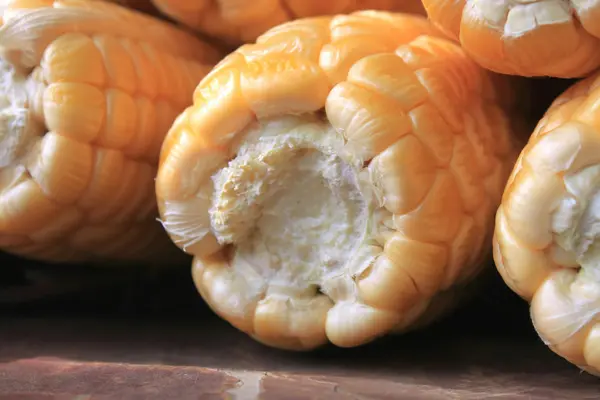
xmin=0 ymin=0 xmax=223 ymax=265
xmin=155 ymin=11 xmax=525 ymax=350
xmin=149 ymin=0 xmax=428 ymax=46
xmin=493 ymin=75 xmax=600 ymax=376
xmin=422 ymin=0 xmax=600 ymax=78
xmin=417 ymin=0 xmax=600 ymax=378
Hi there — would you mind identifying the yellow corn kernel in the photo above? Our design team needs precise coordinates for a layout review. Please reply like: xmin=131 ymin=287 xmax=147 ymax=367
xmin=156 ymin=11 xmax=524 ymax=350
xmin=0 ymin=0 xmax=224 ymax=265
xmin=494 ymin=72 xmax=600 ymax=377
xmin=150 ymin=0 xmax=427 ymax=46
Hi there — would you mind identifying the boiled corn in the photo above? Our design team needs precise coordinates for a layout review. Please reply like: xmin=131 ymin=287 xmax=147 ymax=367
xmin=494 ymin=72 xmax=600 ymax=376
xmin=156 ymin=11 xmax=524 ymax=350
xmin=0 ymin=0 xmax=223 ymax=265
xmin=422 ymin=0 xmax=600 ymax=78
xmin=150 ymin=0 xmax=427 ymax=46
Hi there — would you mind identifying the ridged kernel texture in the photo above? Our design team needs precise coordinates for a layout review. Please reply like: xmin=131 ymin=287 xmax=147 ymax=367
xmin=0 ymin=0 xmax=222 ymax=265
xmin=422 ymin=0 xmax=600 ymax=78
xmin=494 ymin=72 xmax=600 ymax=377
xmin=156 ymin=11 xmax=522 ymax=350
xmin=150 ymin=0 xmax=426 ymax=46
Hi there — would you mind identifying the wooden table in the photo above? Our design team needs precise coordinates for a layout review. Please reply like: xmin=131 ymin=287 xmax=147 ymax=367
xmin=0 ymin=256 xmax=598 ymax=399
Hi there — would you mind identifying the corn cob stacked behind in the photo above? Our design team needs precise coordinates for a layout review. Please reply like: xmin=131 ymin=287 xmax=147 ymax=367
xmin=0 ymin=0 xmax=223 ymax=265
xmin=416 ymin=0 xmax=600 ymax=378
xmin=149 ymin=0 xmax=427 ymax=46
xmin=422 ymin=0 xmax=600 ymax=78
xmin=96 ymin=0 xmax=162 ymax=16
xmin=156 ymin=11 xmax=524 ymax=350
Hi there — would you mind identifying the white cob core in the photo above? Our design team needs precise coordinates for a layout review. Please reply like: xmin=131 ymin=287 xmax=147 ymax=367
xmin=208 ymin=114 xmax=377 ymax=300
xmin=0 ymin=58 xmax=36 ymax=169
xmin=553 ymin=164 xmax=600 ymax=275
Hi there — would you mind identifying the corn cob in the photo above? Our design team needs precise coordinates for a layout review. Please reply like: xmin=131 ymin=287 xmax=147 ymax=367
xmin=156 ymin=11 xmax=523 ymax=350
xmin=422 ymin=0 xmax=600 ymax=78
xmin=150 ymin=0 xmax=427 ymax=47
xmin=0 ymin=0 xmax=223 ymax=265
xmin=493 ymin=72 xmax=600 ymax=376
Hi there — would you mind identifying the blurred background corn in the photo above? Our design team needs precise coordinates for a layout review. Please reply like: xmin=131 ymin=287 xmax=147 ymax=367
xmin=99 ymin=0 xmax=161 ymax=16
xmin=494 ymin=72 xmax=600 ymax=376
xmin=149 ymin=0 xmax=427 ymax=47
xmin=156 ymin=11 xmax=525 ymax=350
xmin=0 ymin=0 xmax=223 ymax=266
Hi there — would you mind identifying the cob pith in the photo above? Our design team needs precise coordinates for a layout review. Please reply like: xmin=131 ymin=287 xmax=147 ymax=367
xmin=494 ymin=72 xmax=600 ymax=376
xmin=422 ymin=0 xmax=600 ymax=78
xmin=0 ymin=0 xmax=223 ymax=265
xmin=150 ymin=0 xmax=427 ymax=46
xmin=156 ymin=11 xmax=523 ymax=350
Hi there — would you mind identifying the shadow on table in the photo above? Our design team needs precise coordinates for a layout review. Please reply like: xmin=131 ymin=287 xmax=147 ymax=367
xmin=0 ymin=253 xmax=597 ymax=397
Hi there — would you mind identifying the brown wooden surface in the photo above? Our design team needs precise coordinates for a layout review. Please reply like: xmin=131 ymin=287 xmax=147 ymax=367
xmin=1 ymin=254 xmax=599 ymax=399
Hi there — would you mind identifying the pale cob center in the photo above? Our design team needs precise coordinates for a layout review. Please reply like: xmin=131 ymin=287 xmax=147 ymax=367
xmin=552 ymin=164 xmax=600 ymax=281
xmin=527 ymin=124 xmax=600 ymax=277
xmin=208 ymin=114 xmax=376 ymax=297
xmin=0 ymin=59 xmax=41 ymax=169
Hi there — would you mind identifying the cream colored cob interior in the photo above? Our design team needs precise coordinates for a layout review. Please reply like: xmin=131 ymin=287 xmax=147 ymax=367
xmin=156 ymin=11 xmax=523 ymax=350
xmin=494 ymin=72 xmax=600 ymax=376
xmin=0 ymin=0 xmax=222 ymax=265
xmin=150 ymin=0 xmax=427 ymax=46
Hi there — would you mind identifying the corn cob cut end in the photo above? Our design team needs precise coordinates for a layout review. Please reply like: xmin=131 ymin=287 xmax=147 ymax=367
xmin=157 ymin=11 xmax=522 ymax=350
xmin=422 ymin=0 xmax=600 ymax=78
xmin=493 ymin=73 xmax=600 ymax=376
xmin=0 ymin=0 xmax=218 ymax=266
xmin=150 ymin=0 xmax=428 ymax=47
